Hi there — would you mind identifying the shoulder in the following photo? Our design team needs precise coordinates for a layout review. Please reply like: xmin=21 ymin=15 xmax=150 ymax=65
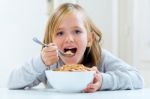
xmin=100 ymin=49 xmax=131 ymax=70
xmin=101 ymin=48 xmax=125 ymax=64
xmin=101 ymin=48 xmax=118 ymax=61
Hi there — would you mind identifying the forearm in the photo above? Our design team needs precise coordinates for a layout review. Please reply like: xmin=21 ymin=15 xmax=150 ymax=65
xmin=7 ymin=55 xmax=48 ymax=89
xmin=99 ymin=49 xmax=144 ymax=90
xmin=100 ymin=70 xmax=144 ymax=90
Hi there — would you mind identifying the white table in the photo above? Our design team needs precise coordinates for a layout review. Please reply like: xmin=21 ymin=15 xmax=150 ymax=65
xmin=1 ymin=88 xmax=150 ymax=99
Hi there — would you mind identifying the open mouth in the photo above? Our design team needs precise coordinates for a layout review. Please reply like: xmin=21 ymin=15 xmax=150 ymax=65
xmin=64 ymin=48 xmax=77 ymax=54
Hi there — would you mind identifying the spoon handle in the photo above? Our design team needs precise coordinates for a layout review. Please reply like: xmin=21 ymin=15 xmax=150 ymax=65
xmin=32 ymin=37 xmax=48 ymax=47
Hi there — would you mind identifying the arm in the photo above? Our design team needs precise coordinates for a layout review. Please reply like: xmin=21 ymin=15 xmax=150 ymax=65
xmin=100 ymin=49 xmax=144 ymax=90
xmin=7 ymin=55 xmax=48 ymax=89
xmin=7 ymin=43 xmax=60 ymax=89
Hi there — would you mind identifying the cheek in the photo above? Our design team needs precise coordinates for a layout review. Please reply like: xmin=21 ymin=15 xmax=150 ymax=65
xmin=76 ymin=37 xmax=88 ymax=53
xmin=78 ymin=35 xmax=88 ymax=46
xmin=53 ymin=39 xmax=62 ymax=47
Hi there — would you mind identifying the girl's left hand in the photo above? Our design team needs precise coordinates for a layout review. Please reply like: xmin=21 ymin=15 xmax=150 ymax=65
xmin=83 ymin=67 xmax=102 ymax=93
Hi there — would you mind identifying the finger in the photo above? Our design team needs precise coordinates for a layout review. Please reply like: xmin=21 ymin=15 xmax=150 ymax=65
xmin=46 ymin=46 xmax=58 ymax=52
xmin=87 ymin=83 xmax=96 ymax=89
xmin=47 ymin=43 xmax=57 ymax=46
xmin=93 ymin=73 xmax=100 ymax=83
xmin=84 ymin=89 xmax=96 ymax=93
xmin=42 ymin=52 xmax=57 ymax=60
xmin=43 ymin=56 xmax=59 ymax=65
xmin=42 ymin=45 xmax=59 ymax=57
xmin=84 ymin=75 xmax=98 ymax=90
xmin=42 ymin=47 xmax=54 ymax=53
xmin=41 ymin=49 xmax=59 ymax=65
xmin=45 ymin=56 xmax=59 ymax=63
xmin=84 ymin=73 xmax=102 ymax=93
xmin=85 ymin=81 xmax=101 ymax=93
xmin=43 ymin=43 xmax=58 ymax=52
xmin=42 ymin=51 xmax=59 ymax=61
xmin=91 ymin=66 xmax=100 ymax=73
xmin=84 ymin=85 xmax=97 ymax=93
xmin=43 ymin=50 xmax=58 ymax=57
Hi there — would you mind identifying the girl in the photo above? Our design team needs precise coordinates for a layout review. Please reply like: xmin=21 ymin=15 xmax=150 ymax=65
xmin=8 ymin=3 xmax=144 ymax=93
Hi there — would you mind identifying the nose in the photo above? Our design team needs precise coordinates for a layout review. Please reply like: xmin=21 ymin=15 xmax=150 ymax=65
xmin=64 ymin=34 xmax=74 ymax=43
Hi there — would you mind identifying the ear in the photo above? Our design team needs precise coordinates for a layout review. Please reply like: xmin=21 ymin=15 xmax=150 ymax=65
xmin=87 ymin=32 xmax=94 ymax=47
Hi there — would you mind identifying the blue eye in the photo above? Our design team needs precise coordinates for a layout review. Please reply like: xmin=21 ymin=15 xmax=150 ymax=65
xmin=56 ymin=31 xmax=64 ymax=36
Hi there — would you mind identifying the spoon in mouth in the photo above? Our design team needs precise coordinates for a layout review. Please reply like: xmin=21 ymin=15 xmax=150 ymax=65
xmin=32 ymin=37 xmax=75 ymax=57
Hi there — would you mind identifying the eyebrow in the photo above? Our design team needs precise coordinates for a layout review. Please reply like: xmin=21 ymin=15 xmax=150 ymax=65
xmin=72 ymin=26 xmax=81 ymax=29
xmin=57 ymin=26 xmax=81 ymax=30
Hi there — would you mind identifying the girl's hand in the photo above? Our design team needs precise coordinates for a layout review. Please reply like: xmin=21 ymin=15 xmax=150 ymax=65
xmin=84 ymin=67 xmax=102 ymax=93
xmin=41 ymin=43 xmax=59 ymax=66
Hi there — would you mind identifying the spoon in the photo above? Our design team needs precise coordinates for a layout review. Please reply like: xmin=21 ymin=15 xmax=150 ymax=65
xmin=32 ymin=37 xmax=74 ymax=57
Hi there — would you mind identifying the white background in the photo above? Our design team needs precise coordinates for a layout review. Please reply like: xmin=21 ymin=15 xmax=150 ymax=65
xmin=0 ymin=0 xmax=48 ymax=87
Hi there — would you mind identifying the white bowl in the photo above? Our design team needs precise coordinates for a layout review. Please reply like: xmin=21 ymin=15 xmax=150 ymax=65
xmin=45 ymin=70 xmax=95 ymax=92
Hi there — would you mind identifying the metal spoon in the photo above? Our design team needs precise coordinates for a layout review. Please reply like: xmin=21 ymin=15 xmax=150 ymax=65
xmin=32 ymin=37 xmax=74 ymax=57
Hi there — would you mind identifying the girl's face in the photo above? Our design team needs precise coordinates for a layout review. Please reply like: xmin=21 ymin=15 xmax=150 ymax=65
xmin=53 ymin=13 xmax=93 ymax=64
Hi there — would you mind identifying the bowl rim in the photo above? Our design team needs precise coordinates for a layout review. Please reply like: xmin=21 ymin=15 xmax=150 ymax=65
xmin=45 ymin=70 xmax=96 ymax=73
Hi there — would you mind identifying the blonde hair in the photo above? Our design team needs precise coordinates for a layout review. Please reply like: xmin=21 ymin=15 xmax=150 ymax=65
xmin=43 ymin=3 xmax=102 ymax=67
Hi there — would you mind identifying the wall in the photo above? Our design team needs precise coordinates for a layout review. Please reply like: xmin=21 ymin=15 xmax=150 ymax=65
xmin=118 ymin=0 xmax=150 ymax=88
xmin=0 ymin=0 xmax=48 ymax=87
xmin=79 ymin=0 xmax=118 ymax=55
xmin=133 ymin=0 xmax=150 ymax=87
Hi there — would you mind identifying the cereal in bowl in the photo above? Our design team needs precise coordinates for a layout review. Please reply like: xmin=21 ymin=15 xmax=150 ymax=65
xmin=54 ymin=64 xmax=93 ymax=72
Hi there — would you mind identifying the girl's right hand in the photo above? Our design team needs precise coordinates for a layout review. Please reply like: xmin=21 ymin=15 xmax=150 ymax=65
xmin=41 ymin=43 xmax=59 ymax=66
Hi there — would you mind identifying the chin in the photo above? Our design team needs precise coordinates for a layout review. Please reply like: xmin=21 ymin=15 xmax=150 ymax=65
xmin=60 ymin=53 xmax=84 ymax=64
xmin=63 ymin=60 xmax=78 ymax=65
xmin=62 ymin=58 xmax=82 ymax=65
